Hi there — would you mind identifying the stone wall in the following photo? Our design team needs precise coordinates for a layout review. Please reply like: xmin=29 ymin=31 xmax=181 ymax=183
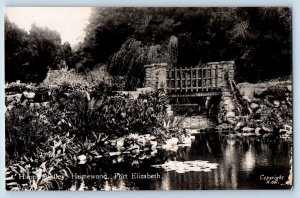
xmin=5 ymin=91 xmax=51 ymax=111
xmin=208 ymin=61 xmax=235 ymax=92
xmin=205 ymin=61 xmax=235 ymax=123
xmin=144 ymin=63 xmax=168 ymax=90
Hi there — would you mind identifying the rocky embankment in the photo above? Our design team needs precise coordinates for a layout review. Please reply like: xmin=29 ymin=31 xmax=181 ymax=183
xmin=5 ymin=86 xmax=156 ymax=111
xmin=5 ymin=90 xmax=51 ymax=110
xmin=219 ymin=80 xmax=292 ymax=138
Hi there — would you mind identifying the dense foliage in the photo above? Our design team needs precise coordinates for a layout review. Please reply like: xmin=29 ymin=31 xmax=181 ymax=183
xmin=76 ymin=7 xmax=291 ymax=87
xmin=6 ymin=87 xmax=168 ymax=156
xmin=5 ymin=8 xmax=291 ymax=88
xmin=5 ymin=86 xmax=171 ymax=190
xmin=5 ymin=17 xmax=71 ymax=82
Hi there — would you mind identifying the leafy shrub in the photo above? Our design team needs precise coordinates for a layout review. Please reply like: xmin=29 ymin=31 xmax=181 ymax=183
xmin=6 ymin=84 xmax=170 ymax=190
xmin=42 ymin=65 xmax=112 ymax=89
xmin=6 ymin=133 xmax=76 ymax=190
xmin=5 ymin=105 xmax=54 ymax=158
xmin=261 ymin=109 xmax=281 ymax=130
xmin=259 ymin=85 xmax=289 ymax=101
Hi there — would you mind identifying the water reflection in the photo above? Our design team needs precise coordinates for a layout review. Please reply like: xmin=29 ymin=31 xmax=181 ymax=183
xmin=74 ymin=133 xmax=292 ymax=190
xmin=242 ymin=144 xmax=255 ymax=172
xmin=161 ymin=171 xmax=171 ymax=190
xmin=222 ymin=141 xmax=238 ymax=189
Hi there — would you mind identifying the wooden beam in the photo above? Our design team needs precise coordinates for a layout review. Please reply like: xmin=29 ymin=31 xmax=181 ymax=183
xmin=190 ymin=67 xmax=193 ymax=93
xmin=206 ymin=67 xmax=209 ymax=92
xmin=185 ymin=66 xmax=188 ymax=92
xmin=215 ymin=66 xmax=218 ymax=88
xmin=180 ymin=67 xmax=183 ymax=92
xmin=168 ymin=91 xmax=222 ymax=97
xmin=166 ymin=69 xmax=169 ymax=93
xmin=171 ymin=104 xmax=200 ymax=107
xmin=201 ymin=66 xmax=204 ymax=91
xmin=174 ymin=68 xmax=177 ymax=93
xmin=210 ymin=65 xmax=213 ymax=90
xmin=196 ymin=67 xmax=199 ymax=92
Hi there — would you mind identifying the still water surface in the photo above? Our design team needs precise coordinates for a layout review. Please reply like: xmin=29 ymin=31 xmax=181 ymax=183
xmin=76 ymin=133 xmax=292 ymax=190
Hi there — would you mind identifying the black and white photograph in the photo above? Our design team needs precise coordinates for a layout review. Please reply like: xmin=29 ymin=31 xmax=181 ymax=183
xmin=4 ymin=7 xmax=292 ymax=190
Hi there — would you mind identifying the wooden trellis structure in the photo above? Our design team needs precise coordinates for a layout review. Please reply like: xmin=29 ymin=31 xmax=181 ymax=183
xmin=144 ymin=61 xmax=234 ymax=98
xmin=166 ymin=66 xmax=222 ymax=97
xmin=144 ymin=61 xmax=235 ymax=114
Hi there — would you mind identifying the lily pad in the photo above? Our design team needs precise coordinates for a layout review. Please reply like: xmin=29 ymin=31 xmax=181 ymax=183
xmin=152 ymin=160 xmax=218 ymax=173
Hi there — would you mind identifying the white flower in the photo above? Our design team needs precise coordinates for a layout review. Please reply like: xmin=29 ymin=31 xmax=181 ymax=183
xmin=77 ymin=155 xmax=87 ymax=164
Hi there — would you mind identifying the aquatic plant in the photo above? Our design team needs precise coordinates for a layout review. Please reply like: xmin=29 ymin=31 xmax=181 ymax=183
xmin=152 ymin=160 xmax=219 ymax=173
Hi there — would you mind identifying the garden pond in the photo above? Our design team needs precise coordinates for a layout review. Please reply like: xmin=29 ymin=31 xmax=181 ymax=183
xmin=72 ymin=132 xmax=292 ymax=190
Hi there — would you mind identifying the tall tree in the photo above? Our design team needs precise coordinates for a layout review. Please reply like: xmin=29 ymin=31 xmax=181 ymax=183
xmin=5 ymin=17 xmax=31 ymax=82
xmin=5 ymin=17 xmax=74 ymax=83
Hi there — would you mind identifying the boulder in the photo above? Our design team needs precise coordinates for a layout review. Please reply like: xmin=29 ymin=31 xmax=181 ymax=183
xmin=250 ymin=103 xmax=259 ymax=110
xmin=5 ymin=95 xmax=15 ymax=103
xmin=166 ymin=105 xmax=172 ymax=111
xmin=226 ymin=111 xmax=235 ymax=118
xmin=6 ymin=95 xmax=16 ymax=103
xmin=227 ymin=117 xmax=237 ymax=125
xmin=287 ymin=85 xmax=292 ymax=92
xmin=136 ymin=87 xmax=153 ymax=94
xmin=225 ymin=105 xmax=235 ymax=112
xmin=34 ymin=103 xmax=41 ymax=107
xmin=130 ymin=92 xmax=140 ymax=100
xmin=167 ymin=110 xmax=174 ymax=117
xmin=6 ymin=105 xmax=14 ymax=111
xmin=255 ymin=127 xmax=262 ymax=135
xmin=254 ymin=87 xmax=267 ymax=97
xmin=23 ymin=91 xmax=35 ymax=99
xmin=262 ymin=126 xmax=273 ymax=133
xmin=273 ymin=100 xmax=280 ymax=107
xmin=117 ymin=91 xmax=137 ymax=100
xmin=77 ymin=154 xmax=87 ymax=165
xmin=41 ymin=102 xmax=50 ymax=107
xmin=216 ymin=124 xmax=232 ymax=131
xmin=21 ymin=99 xmax=29 ymax=105
xmin=234 ymin=121 xmax=244 ymax=131
xmin=15 ymin=94 xmax=23 ymax=102
xmin=223 ymin=97 xmax=233 ymax=105
xmin=63 ymin=93 xmax=71 ymax=97
xmin=242 ymin=127 xmax=255 ymax=133
xmin=223 ymin=99 xmax=235 ymax=112
xmin=259 ymin=104 xmax=266 ymax=109
xmin=6 ymin=94 xmax=22 ymax=103
xmin=243 ymin=96 xmax=251 ymax=103
xmin=236 ymin=82 xmax=254 ymax=102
